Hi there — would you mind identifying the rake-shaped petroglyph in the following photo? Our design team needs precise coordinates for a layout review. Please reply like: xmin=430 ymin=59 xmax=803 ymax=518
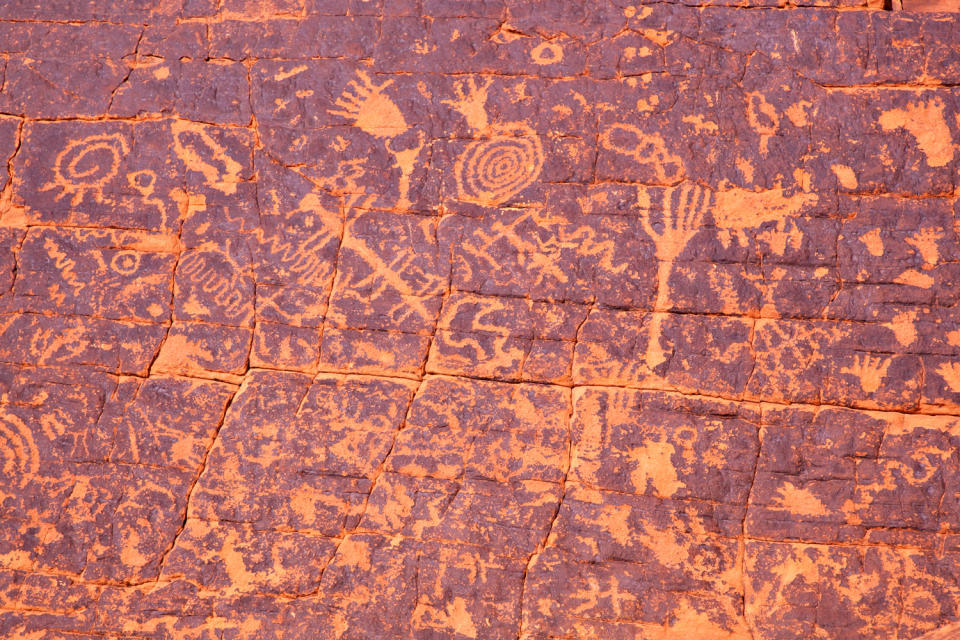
xmin=328 ymin=70 xmax=425 ymax=209
xmin=641 ymin=183 xmax=713 ymax=371
xmin=444 ymin=76 xmax=544 ymax=207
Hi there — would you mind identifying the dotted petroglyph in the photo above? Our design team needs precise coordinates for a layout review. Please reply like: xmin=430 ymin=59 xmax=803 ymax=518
xmin=2 ymin=1 xmax=960 ymax=639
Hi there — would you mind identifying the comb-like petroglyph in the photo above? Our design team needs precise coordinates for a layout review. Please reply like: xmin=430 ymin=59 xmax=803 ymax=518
xmin=2 ymin=0 xmax=960 ymax=638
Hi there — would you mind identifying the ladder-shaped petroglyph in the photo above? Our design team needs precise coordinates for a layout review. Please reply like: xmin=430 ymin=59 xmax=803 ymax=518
xmin=443 ymin=76 xmax=544 ymax=207
xmin=640 ymin=183 xmax=713 ymax=372
xmin=41 ymin=133 xmax=129 ymax=206
xmin=328 ymin=70 xmax=426 ymax=210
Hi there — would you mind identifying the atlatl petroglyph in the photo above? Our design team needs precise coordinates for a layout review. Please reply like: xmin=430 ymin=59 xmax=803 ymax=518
xmin=171 ymin=119 xmax=245 ymax=195
xmin=328 ymin=70 xmax=426 ymax=209
xmin=444 ymin=76 xmax=544 ymax=206
xmin=600 ymin=123 xmax=684 ymax=184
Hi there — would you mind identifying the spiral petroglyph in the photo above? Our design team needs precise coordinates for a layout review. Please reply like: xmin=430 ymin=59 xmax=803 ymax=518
xmin=40 ymin=133 xmax=129 ymax=206
xmin=455 ymin=123 xmax=543 ymax=206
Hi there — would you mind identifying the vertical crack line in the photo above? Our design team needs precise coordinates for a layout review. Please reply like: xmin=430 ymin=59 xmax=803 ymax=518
xmin=516 ymin=383 xmax=575 ymax=640
xmin=154 ymin=378 xmax=244 ymax=580
xmin=740 ymin=406 xmax=763 ymax=640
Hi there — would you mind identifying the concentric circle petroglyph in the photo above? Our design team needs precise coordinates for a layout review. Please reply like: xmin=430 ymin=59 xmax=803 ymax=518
xmin=455 ymin=123 xmax=544 ymax=206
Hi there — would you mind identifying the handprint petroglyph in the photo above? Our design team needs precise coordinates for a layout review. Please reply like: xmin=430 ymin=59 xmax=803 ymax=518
xmin=328 ymin=70 xmax=425 ymax=209
xmin=841 ymin=354 xmax=891 ymax=394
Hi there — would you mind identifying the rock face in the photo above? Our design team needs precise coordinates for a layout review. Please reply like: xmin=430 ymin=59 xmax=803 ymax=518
xmin=1 ymin=1 xmax=960 ymax=638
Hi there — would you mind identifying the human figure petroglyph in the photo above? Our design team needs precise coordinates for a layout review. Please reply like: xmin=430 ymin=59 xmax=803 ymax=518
xmin=640 ymin=183 xmax=712 ymax=371
xmin=328 ymin=70 xmax=425 ymax=210
xmin=126 ymin=169 xmax=174 ymax=229
xmin=41 ymin=133 xmax=129 ymax=206
xmin=444 ymin=76 xmax=544 ymax=207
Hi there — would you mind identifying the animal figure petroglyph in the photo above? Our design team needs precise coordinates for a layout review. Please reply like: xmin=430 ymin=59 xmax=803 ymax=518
xmin=328 ymin=70 xmax=425 ymax=209
xmin=444 ymin=76 xmax=544 ymax=207
xmin=41 ymin=133 xmax=129 ymax=206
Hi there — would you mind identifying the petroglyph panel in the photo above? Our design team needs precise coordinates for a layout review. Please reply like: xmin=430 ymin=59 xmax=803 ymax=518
xmin=4 ymin=1 xmax=960 ymax=638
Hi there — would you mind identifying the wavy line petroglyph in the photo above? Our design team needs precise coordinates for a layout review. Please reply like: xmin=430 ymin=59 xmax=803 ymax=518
xmin=0 ymin=412 xmax=40 ymax=488
xmin=444 ymin=77 xmax=544 ymax=206
xmin=40 ymin=133 xmax=129 ymax=206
